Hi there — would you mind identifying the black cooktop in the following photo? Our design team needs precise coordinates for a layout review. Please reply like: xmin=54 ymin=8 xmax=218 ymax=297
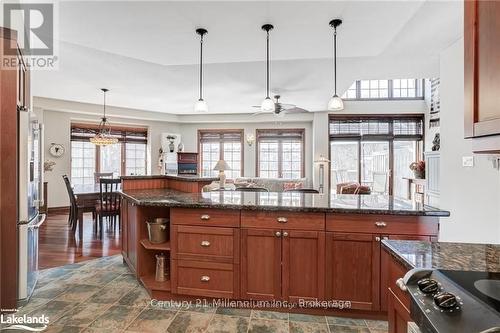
xmin=440 ymin=270 xmax=500 ymax=313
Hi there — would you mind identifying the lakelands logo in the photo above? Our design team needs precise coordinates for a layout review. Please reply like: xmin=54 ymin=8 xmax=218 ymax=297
xmin=2 ymin=2 xmax=59 ymax=70
xmin=0 ymin=314 xmax=49 ymax=331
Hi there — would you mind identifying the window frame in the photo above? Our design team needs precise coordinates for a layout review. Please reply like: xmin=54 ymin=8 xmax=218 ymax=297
xmin=342 ymin=79 xmax=425 ymax=101
xmin=256 ymin=128 xmax=306 ymax=179
xmin=70 ymin=123 xmax=148 ymax=183
xmin=328 ymin=114 xmax=424 ymax=195
xmin=197 ymin=129 xmax=244 ymax=178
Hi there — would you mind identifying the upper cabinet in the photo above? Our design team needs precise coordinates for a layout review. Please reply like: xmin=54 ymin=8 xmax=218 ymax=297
xmin=464 ymin=0 xmax=500 ymax=153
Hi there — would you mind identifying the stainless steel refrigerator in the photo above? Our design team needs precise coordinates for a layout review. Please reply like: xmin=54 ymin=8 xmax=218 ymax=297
xmin=18 ymin=108 xmax=45 ymax=304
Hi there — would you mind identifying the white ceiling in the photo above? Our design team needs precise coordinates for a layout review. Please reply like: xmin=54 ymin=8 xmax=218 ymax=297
xmin=32 ymin=0 xmax=463 ymax=115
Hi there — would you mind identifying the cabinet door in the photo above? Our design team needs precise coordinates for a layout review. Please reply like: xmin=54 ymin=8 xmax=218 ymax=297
xmin=380 ymin=234 xmax=430 ymax=311
xmin=240 ymin=228 xmax=281 ymax=300
xmin=465 ymin=0 xmax=500 ymax=138
xmin=388 ymin=288 xmax=411 ymax=333
xmin=121 ymin=198 xmax=129 ymax=261
xmin=282 ymin=230 xmax=325 ymax=302
xmin=326 ymin=232 xmax=380 ymax=311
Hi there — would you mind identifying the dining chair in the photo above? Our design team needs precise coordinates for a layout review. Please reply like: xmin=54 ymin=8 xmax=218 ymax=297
xmin=236 ymin=187 xmax=269 ymax=192
xmin=62 ymin=175 xmax=77 ymax=229
xmin=96 ymin=178 xmax=121 ymax=239
xmin=94 ymin=172 xmax=114 ymax=183
xmin=284 ymin=188 xmax=320 ymax=194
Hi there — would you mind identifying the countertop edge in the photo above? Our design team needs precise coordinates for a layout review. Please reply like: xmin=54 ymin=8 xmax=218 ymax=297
xmin=381 ymin=240 xmax=416 ymax=270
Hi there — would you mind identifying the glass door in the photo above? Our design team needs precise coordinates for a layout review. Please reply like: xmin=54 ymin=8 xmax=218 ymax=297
xmin=330 ymin=141 xmax=359 ymax=193
xmin=393 ymin=141 xmax=418 ymax=198
xmin=361 ymin=141 xmax=390 ymax=194
xmin=100 ymin=144 xmax=122 ymax=177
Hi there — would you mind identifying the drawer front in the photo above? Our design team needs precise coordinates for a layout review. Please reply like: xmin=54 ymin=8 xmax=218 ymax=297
xmin=172 ymin=225 xmax=239 ymax=263
xmin=241 ymin=211 xmax=325 ymax=231
xmin=171 ymin=208 xmax=240 ymax=227
xmin=173 ymin=260 xmax=237 ymax=298
xmin=326 ymin=214 xmax=439 ymax=236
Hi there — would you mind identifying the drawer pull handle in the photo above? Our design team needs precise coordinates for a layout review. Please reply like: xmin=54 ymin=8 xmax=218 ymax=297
xmin=375 ymin=236 xmax=381 ymax=242
xmin=200 ymin=214 xmax=210 ymax=220
xmin=200 ymin=241 xmax=211 ymax=247
xmin=374 ymin=221 xmax=387 ymax=228
xmin=275 ymin=231 xmax=282 ymax=237
xmin=201 ymin=275 xmax=210 ymax=282
xmin=277 ymin=217 xmax=288 ymax=223
xmin=396 ymin=278 xmax=407 ymax=292
xmin=282 ymin=231 xmax=289 ymax=238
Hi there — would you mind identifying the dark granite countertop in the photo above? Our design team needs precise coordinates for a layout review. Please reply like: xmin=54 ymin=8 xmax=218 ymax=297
xmin=382 ymin=240 xmax=500 ymax=272
xmin=120 ymin=174 xmax=219 ymax=182
xmin=119 ymin=188 xmax=450 ymax=216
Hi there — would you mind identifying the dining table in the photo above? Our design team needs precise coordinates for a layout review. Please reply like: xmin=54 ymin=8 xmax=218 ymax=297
xmin=72 ymin=183 xmax=121 ymax=240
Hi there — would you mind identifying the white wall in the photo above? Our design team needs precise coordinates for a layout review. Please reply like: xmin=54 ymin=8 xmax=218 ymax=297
xmin=438 ymin=38 xmax=500 ymax=244
xmin=42 ymin=109 xmax=180 ymax=207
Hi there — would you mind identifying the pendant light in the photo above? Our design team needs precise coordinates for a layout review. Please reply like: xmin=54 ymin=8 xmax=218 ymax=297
xmin=90 ymin=88 xmax=118 ymax=146
xmin=194 ymin=28 xmax=208 ymax=112
xmin=328 ymin=19 xmax=344 ymax=111
xmin=260 ymin=24 xmax=275 ymax=112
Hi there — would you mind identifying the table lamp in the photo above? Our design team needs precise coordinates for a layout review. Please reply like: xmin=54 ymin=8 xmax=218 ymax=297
xmin=213 ymin=160 xmax=231 ymax=188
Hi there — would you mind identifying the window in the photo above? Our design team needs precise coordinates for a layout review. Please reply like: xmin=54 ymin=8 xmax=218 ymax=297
xmin=341 ymin=79 xmax=424 ymax=100
xmin=70 ymin=123 xmax=148 ymax=184
xmin=198 ymin=130 xmax=243 ymax=179
xmin=257 ymin=129 xmax=304 ymax=179
xmin=329 ymin=115 xmax=423 ymax=196
xmin=71 ymin=141 xmax=96 ymax=185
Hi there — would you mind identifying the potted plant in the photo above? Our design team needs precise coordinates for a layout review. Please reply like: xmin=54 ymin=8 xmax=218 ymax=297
xmin=409 ymin=160 xmax=425 ymax=179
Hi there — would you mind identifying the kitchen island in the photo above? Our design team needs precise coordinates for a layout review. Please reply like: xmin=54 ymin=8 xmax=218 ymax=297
xmin=119 ymin=175 xmax=450 ymax=318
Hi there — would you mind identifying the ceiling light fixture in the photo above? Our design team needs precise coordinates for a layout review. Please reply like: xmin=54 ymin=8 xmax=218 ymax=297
xmin=260 ymin=24 xmax=275 ymax=112
xmin=194 ymin=28 xmax=208 ymax=112
xmin=328 ymin=19 xmax=344 ymax=111
xmin=90 ymin=88 xmax=118 ymax=146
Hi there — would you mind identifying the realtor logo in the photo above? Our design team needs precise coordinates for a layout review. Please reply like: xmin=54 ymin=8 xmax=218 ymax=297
xmin=2 ymin=2 xmax=58 ymax=69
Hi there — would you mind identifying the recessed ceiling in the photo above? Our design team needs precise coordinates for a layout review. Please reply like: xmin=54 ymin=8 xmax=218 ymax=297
xmin=32 ymin=0 xmax=462 ymax=115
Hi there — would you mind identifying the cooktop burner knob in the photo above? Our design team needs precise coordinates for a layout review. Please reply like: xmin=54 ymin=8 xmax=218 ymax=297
xmin=433 ymin=292 xmax=458 ymax=309
xmin=417 ymin=278 xmax=439 ymax=294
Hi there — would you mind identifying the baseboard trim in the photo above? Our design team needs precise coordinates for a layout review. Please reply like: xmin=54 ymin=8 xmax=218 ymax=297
xmin=47 ymin=206 xmax=70 ymax=214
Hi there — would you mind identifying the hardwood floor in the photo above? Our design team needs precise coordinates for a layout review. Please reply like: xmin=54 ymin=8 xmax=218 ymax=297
xmin=39 ymin=212 xmax=121 ymax=269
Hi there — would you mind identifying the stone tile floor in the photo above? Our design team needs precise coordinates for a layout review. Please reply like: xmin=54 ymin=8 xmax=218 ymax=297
xmin=2 ymin=255 xmax=388 ymax=333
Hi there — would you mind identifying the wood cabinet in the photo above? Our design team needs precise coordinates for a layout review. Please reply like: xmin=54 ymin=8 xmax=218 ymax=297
xmin=388 ymin=288 xmax=411 ymax=333
xmin=241 ymin=228 xmax=326 ymax=301
xmin=240 ymin=228 xmax=282 ymax=300
xmin=326 ymin=233 xmax=380 ymax=311
xmin=464 ymin=0 xmax=500 ymax=152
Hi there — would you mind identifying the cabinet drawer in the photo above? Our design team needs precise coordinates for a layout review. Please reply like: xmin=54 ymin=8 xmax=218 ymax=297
xmin=173 ymin=260 xmax=238 ymax=299
xmin=171 ymin=208 xmax=240 ymax=227
xmin=241 ymin=211 xmax=325 ymax=231
xmin=326 ymin=214 xmax=439 ymax=236
xmin=172 ymin=225 xmax=239 ymax=263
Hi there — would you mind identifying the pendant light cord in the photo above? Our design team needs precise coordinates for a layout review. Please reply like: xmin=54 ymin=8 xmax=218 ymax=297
xmin=333 ymin=27 xmax=337 ymax=96
xmin=199 ymin=33 xmax=204 ymax=100
xmin=266 ymin=30 xmax=270 ymax=98
xmin=103 ymin=90 xmax=107 ymax=119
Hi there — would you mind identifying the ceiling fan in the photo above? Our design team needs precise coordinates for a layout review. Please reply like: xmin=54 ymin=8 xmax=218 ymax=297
xmin=252 ymin=95 xmax=309 ymax=116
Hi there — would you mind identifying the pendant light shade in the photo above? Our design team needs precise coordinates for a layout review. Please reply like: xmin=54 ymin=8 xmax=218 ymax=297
xmin=195 ymin=28 xmax=208 ymax=112
xmin=261 ymin=24 xmax=275 ymax=112
xmin=328 ymin=19 xmax=344 ymax=111
xmin=90 ymin=88 xmax=118 ymax=146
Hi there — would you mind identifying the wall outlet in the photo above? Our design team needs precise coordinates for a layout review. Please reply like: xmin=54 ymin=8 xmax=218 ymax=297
xmin=462 ymin=156 xmax=474 ymax=167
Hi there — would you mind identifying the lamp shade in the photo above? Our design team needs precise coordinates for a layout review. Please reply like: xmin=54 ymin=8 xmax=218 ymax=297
xmin=327 ymin=95 xmax=344 ymax=111
xmin=213 ymin=160 xmax=231 ymax=171
xmin=314 ymin=155 xmax=331 ymax=163
xmin=261 ymin=97 xmax=275 ymax=112
xmin=194 ymin=99 xmax=208 ymax=112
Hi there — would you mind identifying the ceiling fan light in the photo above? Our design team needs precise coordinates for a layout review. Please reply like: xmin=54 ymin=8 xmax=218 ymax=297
xmin=261 ymin=97 xmax=275 ymax=112
xmin=194 ymin=99 xmax=209 ymax=112
xmin=327 ymin=95 xmax=344 ymax=111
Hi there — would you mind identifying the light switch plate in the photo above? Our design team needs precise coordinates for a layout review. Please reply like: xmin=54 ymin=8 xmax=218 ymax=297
xmin=462 ymin=156 xmax=474 ymax=167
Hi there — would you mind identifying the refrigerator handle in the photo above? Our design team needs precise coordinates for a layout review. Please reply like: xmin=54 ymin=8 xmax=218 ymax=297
xmin=39 ymin=123 xmax=45 ymax=208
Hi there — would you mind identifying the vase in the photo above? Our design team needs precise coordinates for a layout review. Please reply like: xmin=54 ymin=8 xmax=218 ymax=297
xmin=414 ymin=170 xmax=425 ymax=179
